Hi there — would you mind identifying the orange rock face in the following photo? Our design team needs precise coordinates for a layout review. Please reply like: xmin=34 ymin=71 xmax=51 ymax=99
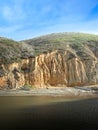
xmin=0 ymin=50 xmax=98 ymax=89
xmin=30 ymin=50 xmax=88 ymax=87
xmin=0 ymin=63 xmax=25 ymax=89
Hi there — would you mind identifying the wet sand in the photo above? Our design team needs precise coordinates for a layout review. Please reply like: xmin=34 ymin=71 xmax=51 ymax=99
xmin=0 ymin=86 xmax=98 ymax=130
xmin=0 ymin=86 xmax=97 ymax=97
xmin=0 ymin=96 xmax=98 ymax=129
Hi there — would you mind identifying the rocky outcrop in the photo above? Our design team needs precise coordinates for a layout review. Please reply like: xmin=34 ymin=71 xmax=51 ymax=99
xmin=0 ymin=48 xmax=98 ymax=89
xmin=28 ymin=50 xmax=98 ymax=87
xmin=0 ymin=33 xmax=98 ymax=89
xmin=0 ymin=63 xmax=25 ymax=89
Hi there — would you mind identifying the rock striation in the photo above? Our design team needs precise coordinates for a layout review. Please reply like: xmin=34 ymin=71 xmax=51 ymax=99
xmin=0 ymin=33 xmax=98 ymax=89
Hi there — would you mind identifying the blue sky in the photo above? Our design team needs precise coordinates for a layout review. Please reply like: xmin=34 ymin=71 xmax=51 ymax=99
xmin=0 ymin=0 xmax=98 ymax=40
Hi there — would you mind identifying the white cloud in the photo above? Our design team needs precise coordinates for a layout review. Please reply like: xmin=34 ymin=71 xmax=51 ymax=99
xmin=2 ymin=6 xmax=13 ymax=21
xmin=2 ymin=2 xmax=25 ymax=22
xmin=0 ymin=24 xmax=23 ymax=40
xmin=11 ymin=19 xmax=98 ymax=41
xmin=0 ymin=0 xmax=98 ymax=40
xmin=0 ymin=25 xmax=22 ymax=33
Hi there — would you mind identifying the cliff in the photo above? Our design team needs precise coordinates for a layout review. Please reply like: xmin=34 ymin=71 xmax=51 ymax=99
xmin=0 ymin=33 xmax=98 ymax=89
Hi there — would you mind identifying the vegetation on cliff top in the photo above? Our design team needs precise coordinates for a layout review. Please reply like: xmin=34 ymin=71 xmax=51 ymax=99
xmin=0 ymin=33 xmax=98 ymax=64
xmin=0 ymin=37 xmax=34 ymax=64
xmin=22 ymin=32 xmax=98 ymax=58
xmin=0 ymin=37 xmax=21 ymax=64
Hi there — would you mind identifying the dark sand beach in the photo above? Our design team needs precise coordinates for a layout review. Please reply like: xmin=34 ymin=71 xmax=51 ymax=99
xmin=0 ymin=87 xmax=98 ymax=130
xmin=0 ymin=96 xmax=98 ymax=130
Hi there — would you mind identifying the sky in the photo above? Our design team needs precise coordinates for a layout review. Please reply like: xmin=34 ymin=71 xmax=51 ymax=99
xmin=0 ymin=0 xmax=98 ymax=41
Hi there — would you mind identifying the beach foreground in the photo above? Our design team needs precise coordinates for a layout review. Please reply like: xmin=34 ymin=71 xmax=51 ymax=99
xmin=0 ymin=86 xmax=98 ymax=130
xmin=0 ymin=85 xmax=98 ymax=97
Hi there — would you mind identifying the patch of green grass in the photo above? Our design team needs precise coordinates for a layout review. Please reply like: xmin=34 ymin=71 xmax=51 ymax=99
xmin=20 ymin=33 xmax=98 ymax=61
xmin=0 ymin=37 xmax=34 ymax=64
xmin=0 ymin=33 xmax=98 ymax=64
xmin=23 ymin=83 xmax=35 ymax=89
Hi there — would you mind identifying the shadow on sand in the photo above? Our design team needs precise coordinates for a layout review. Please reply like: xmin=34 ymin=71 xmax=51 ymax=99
xmin=0 ymin=97 xmax=98 ymax=130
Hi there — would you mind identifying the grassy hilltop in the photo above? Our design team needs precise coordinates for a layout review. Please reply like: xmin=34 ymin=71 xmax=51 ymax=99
xmin=0 ymin=37 xmax=34 ymax=64
xmin=0 ymin=32 xmax=98 ymax=64
xmin=22 ymin=32 xmax=98 ymax=58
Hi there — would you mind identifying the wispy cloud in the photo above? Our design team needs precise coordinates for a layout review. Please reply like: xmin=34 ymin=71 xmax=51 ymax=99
xmin=11 ymin=18 xmax=98 ymax=41
xmin=0 ymin=24 xmax=23 ymax=40
xmin=0 ymin=0 xmax=98 ymax=40
xmin=1 ymin=0 xmax=26 ymax=23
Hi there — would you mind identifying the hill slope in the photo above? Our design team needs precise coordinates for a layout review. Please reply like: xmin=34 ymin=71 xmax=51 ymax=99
xmin=22 ymin=33 xmax=98 ymax=58
xmin=0 ymin=33 xmax=98 ymax=89
xmin=0 ymin=37 xmax=34 ymax=64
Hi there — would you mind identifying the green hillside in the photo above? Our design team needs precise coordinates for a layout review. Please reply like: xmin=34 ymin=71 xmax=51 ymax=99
xmin=0 ymin=37 xmax=34 ymax=64
xmin=22 ymin=32 xmax=98 ymax=58
xmin=0 ymin=33 xmax=98 ymax=64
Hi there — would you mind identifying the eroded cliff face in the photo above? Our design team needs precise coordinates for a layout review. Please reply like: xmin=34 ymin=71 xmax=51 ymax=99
xmin=0 ymin=49 xmax=98 ymax=89
xmin=0 ymin=62 xmax=25 ymax=89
